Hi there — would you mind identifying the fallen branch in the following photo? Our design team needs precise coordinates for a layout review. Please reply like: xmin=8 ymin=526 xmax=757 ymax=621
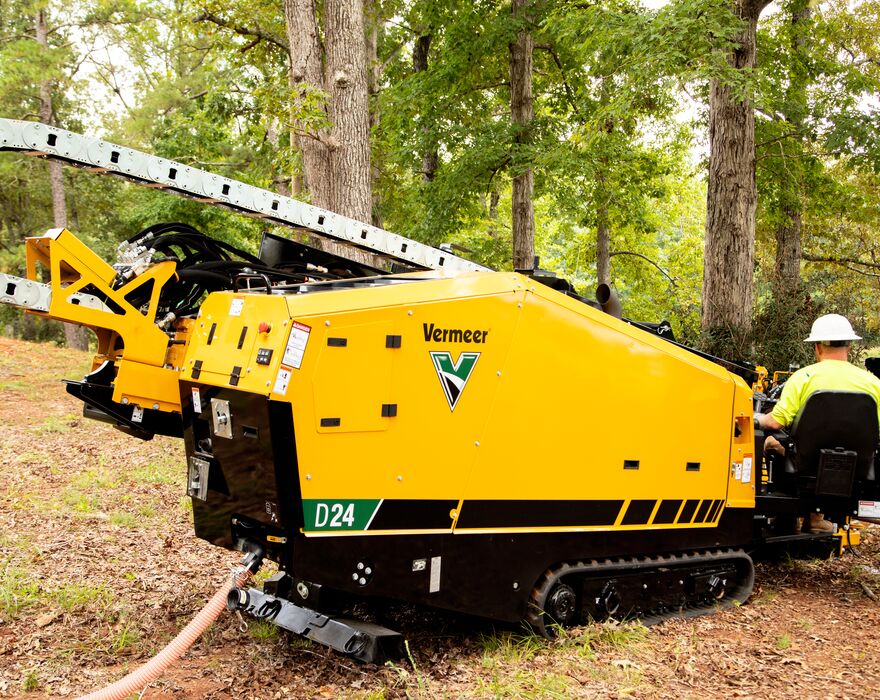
xmin=859 ymin=580 xmax=878 ymax=602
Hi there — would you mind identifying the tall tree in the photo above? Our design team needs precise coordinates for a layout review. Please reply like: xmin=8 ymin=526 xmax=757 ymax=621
xmin=702 ymin=0 xmax=772 ymax=358
xmin=284 ymin=0 xmax=371 ymax=222
xmin=35 ymin=3 xmax=87 ymax=349
xmin=509 ymin=0 xmax=535 ymax=270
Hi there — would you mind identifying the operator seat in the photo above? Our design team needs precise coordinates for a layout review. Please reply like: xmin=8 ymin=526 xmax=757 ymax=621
xmin=784 ymin=390 xmax=878 ymax=498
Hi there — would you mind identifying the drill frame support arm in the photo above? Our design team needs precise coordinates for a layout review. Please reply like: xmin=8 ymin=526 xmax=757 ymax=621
xmin=0 ymin=118 xmax=489 ymax=275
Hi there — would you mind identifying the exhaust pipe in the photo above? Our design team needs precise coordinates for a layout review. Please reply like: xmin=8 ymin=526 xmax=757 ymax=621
xmin=596 ymin=284 xmax=622 ymax=319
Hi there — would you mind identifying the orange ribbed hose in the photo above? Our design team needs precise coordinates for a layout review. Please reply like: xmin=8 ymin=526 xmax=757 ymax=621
xmin=76 ymin=570 xmax=251 ymax=700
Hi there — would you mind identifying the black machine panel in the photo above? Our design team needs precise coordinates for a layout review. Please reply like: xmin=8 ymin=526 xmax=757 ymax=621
xmin=180 ymin=383 xmax=301 ymax=564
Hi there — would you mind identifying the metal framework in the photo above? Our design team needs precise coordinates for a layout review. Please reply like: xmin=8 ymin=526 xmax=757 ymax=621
xmin=0 ymin=118 xmax=489 ymax=274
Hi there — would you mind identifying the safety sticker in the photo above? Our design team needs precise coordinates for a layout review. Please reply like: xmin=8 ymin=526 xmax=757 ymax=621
xmin=273 ymin=368 xmax=292 ymax=395
xmin=282 ymin=321 xmax=311 ymax=369
xmin=859 ymin=500 xmax=880 ymax=518
xmin=429 ymin=556 xmax=442 ymax=593
xmin=742 ymin=456 xmax=753 ymax=483
xmin=734 ymin=463 xmax=743 ymax=481
xmin=229 ymin=297 xmax=245 ymax=317
xmin=191 ymin=388 xmax=202 ymax=414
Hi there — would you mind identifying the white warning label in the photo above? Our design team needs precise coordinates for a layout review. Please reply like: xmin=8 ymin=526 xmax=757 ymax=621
xmin=273 ymin=368 xmax=292 ymax=395
xmin=858 ymin=501 xmax=880 ymax=518
xmin=229 ymin=297 xmax=245 ymax=317
xmin=742 ymin=456 xmax=753 ymax=484
xmin=734 ymin=463 xmax=743 ymax=481
xmin=191 ymin=388 xmax=202 ymax=414
xmin=282 ymin=321 xmax=311 ymax=369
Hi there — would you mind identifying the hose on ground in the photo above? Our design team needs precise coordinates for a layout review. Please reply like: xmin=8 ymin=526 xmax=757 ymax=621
xmin=75 ymin=568 xmax=252 ymax=700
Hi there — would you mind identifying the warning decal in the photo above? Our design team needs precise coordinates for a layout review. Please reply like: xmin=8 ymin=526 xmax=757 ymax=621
xmin=282 ymin=321 xmax=311 ymax=369
xmin=273 ymin=368 xmax=292 ymax=395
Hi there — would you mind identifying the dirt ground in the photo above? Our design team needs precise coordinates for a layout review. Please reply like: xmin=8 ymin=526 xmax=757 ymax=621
xmin=2 ymin=336 xmax=880 ymax=699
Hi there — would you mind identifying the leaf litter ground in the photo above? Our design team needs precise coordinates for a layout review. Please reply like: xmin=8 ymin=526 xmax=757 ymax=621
xmin=1 ymin=337 xmax=879 ymax=699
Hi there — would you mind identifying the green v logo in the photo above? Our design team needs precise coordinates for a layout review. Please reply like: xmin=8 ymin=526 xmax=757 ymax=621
xmin=430 ymin=351 xmax=480 ymax=411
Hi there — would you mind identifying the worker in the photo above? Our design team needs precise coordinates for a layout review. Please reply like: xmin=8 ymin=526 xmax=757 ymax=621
xmin=755 ymin=313 xmax=880 ymax=534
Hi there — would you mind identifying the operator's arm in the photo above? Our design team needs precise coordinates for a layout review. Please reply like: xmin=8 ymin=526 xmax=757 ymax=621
xmin=763 ymin=369 xmax=808 ymax=431
xmin=756 ymin=412 xmax=784 ymax=431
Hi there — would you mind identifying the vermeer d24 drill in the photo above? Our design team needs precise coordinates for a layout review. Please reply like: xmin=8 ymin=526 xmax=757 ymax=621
xmin=3 ymin=118 xmax=872 ymax=663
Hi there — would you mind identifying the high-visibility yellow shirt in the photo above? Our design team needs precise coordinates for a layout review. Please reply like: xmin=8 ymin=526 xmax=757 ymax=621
xmin=771 ymin=359 xmax=880 ymax=429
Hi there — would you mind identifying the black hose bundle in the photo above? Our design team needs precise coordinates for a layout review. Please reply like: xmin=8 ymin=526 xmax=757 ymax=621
xmin=120 ymin=223 xmax=338 ymax=317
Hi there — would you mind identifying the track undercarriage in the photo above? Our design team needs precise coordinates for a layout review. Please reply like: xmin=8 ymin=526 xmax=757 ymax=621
xmin=526 ymin=549 xmax=755 ymax=637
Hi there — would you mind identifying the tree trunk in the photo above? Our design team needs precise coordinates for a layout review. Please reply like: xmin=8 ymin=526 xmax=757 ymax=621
xmin=267 ymin=119 xmax=291 ymax=197
xmin=364 ymin=0 xmax=383 ymax=227
xmin=413 ymin=34 xmax=438 ymax=183
xmin=36 ymin=9 xmax=88 ymax=352
xmin=773 ymin=0 xmax=810 ymax=301
xmin=596 ymin=204 xmax=611 ymax=286
xmin=36 ymin=11 xmax=66 ymax=231
xmin=284 ymin=0 xmax=332 ymax=208
xmin=702 ymin=0 xmax=771 ymax=358
xmin=325 ymin=0 xmax=371 ymax=224
xmin=509 ymin=0 xmax=535 ymax=271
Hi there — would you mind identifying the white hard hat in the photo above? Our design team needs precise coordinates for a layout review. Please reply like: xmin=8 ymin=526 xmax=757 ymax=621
xmin=804 ymin=314 xmax=861 ymax=343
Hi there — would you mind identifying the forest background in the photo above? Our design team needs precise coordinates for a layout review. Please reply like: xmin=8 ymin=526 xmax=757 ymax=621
xmin=0 ymin=0 xmax=879 ymax=370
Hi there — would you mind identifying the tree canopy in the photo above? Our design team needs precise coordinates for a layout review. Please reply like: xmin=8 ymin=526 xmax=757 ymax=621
xmin=1 ymin=0 xmax=879 ymax=364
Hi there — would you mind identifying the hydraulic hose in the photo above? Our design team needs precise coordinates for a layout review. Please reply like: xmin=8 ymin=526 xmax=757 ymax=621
xmin=75 ymin=567 xmax=252 ymax=700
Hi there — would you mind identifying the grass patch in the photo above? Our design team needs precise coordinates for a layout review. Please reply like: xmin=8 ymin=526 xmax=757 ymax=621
xmin=0 ymin=379 xmax=28 ymax=392
xmin=109 ymin=511 xmax=139 ymax=528
xmin=13 ymin=452 xmax=45 ymax=466
xmin=62 ymin=488 xmax=98 ymax=514
xmin=0 ymin=565 xmax=41 ymax=616
xmin=479 ymin=630 xmax=546 ymax=666
xmin=475 ymin=669 xmax=572 ymax=698
xmin=72 ymin=468 xmax=120 ymax=491
xmin=247 ymin=618 xmax=279 ymax=641
xmin=557 ymin=620 xmax=649 ymax=660
xmin=754 ymin=588 xmax=779 ymax=605
xmin=21 ymin=668 xmax=39 ymax=692
xmin=137 ymin=504 xmax=157 ymax=519
xmin=31 ymin=414 xmax=79 ymax=434
xmin=776 ymin=633 xmax=792 ymax=650
xmin=108 ymin=621 xmax=139 ymax=654
xmin=52 ymin=583 xmax=112 ymax=612
xmin=133 ymin=462 xmax=179 ymax=486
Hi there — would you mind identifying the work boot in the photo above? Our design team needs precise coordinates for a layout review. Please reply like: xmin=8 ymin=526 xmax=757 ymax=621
xmin=809 ymin=513 xmax=834 ymax=534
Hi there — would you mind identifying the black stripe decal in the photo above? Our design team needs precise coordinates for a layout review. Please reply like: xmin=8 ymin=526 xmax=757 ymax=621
xmin=653 ymin=499 xmax=683 ymax=524
xmin=678 ymin=499 xmax=700 ymax=524
xmin=621 ymin=499 xmax=656 ymax=525
xmin=694 ymin=499 xmax=713 ymax=523
xmin=368 ymin=499 xmax=457 ymax=530
xmin=707 ymin=499 xmax=724 ymax=522
xmin=456 ymin=500 xmax=623 ymax=529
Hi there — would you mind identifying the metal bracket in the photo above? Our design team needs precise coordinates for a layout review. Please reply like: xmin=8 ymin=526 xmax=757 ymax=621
xmin=228 ymin=587 xmax=403 ymax=664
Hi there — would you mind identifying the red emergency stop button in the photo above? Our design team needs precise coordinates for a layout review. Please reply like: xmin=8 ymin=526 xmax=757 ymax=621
xmin=258 ymin=322 xmax=271 ymax=334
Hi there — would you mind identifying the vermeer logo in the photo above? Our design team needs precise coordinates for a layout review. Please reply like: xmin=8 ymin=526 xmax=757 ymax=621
xmin=430 ymin=352 xmax=480 ymax=411
xmin=423 ymin=323 xmax=488 ymax=343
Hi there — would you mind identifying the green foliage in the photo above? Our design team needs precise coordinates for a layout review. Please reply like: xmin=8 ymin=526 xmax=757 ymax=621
xmin=1 ymin=0 xmax=880 ymax=350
